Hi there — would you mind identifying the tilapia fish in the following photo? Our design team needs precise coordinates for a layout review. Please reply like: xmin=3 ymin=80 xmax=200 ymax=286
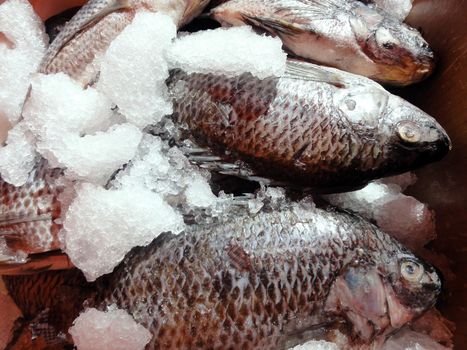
xmin=40 ymin=0 xmax=210 ymax=86
xmin=167 ymin=60 xmax=451 ymax=191
xmin=210 ymin=0 xmax=433 ymax=85
xmin=4 ymin=204 xmax=441 ymax=349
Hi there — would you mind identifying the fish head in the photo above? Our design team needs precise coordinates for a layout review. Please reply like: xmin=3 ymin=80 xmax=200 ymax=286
xmin=326 ymin=239 xmax=441 ymax=340
xmin=382 ymin=252 xmax=441 ymax=329
xmin=334 ymin=82 xmax=451 ymax=176
xmin=350 ymin=4 xmax=434 ymax=85
xmin=378 ymin=94 xmax=451 ymax=172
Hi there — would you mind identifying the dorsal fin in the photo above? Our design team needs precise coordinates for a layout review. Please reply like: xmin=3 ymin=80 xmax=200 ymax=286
xmin=284 ymin=59 xmax=347 ymax=87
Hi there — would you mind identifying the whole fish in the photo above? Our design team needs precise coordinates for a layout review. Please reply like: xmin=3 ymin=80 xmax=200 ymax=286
xmin=210 ymin=0 xmax=433 ymax=85
xmin=167 ymin=60 xmax=451 ymax=191
xmin=93 ymin=204 xmax=440 ymax=348
xmin=3 ymin=204 xmax=441 ymax=349
xmin=40 ymin=0 xmax=210 ymax=86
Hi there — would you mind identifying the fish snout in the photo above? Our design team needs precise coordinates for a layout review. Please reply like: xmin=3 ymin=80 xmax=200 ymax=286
xmin=412 ymin=48 xmax=436 ymax=83
xmin=427 ymin=127 xmax=452 ymax=161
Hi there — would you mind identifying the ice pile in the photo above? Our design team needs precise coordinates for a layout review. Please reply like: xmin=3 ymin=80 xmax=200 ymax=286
xmin=69 ymin=307 xmax=151 ymax=350
xmin=168 ymin=26 xmax=287 ymax=79
xmin=64 ymin=183 xmax=184 ymax=281
xmin=0 ymin=0 xmax=47 ymax=126
xmin=324 ymin=173 xmax=436 ymax=249
xmin=97 ymin=12 xmax=176 ymax=129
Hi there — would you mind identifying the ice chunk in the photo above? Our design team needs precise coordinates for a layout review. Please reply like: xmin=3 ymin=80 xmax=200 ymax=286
xmin=24 ymin=73 xmax=114 ymax=136
xmin=324 ymin=180 xmax=435 ymax=249
xmin=69 ymin=307 xmax=151 ymax=350
xmin=0 ymin=122 xmax=36 ymax=186
xmin=0 ymin=285 xmax=22 ymax=349
xmin=372 ymin=0 xmax=413 ymax=21
xmin=184 ymin=175 xmax=218 ymax=208
xmin=46 ymin=124 xmax=142 ymax=184
xmin=289 ymin=340 xmax=338 ymax=350
xmin=114 ymin=135 xmax=218 ymax=210
xmin=64 ymin=183 xmax=184 ymax=281
xmin=168 ymin=26 xmax=287 ymax=79
xmin=98 ymin=12 xmax=176 ymax=129
xmin=0 ymin=0 xmax=48 ymax=125
xmin=23 ymin=73 xmax=141 ymax=184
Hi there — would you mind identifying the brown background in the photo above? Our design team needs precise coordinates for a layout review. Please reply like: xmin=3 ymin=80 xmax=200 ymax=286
xmin=401 ymin=0 xmax=467 ymax=347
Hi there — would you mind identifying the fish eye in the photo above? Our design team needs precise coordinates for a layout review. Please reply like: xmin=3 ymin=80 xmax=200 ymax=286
xmin=401 ymin=260 xmax=425 ymax=283
xmin=396 ymin=121 xmax=421 ymax=143
xmin=383 ymin=42 xmax=394 ymax=50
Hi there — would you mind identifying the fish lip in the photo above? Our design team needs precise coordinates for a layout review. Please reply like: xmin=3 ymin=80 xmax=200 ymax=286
xmin=431 ymin=131 xmax=452 ymax=159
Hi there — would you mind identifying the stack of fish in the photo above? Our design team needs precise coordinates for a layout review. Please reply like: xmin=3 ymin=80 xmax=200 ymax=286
xmin=0 ymin=0 xmax=453 ymax=349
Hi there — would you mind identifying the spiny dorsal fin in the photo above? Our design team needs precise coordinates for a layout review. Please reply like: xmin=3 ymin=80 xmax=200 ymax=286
xmin=40 ymin=0 xmax=131 ymax=70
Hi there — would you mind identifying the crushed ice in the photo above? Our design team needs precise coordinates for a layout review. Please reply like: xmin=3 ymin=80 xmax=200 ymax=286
xmin=168 ymin=26 xmax=287 ymax=79
xmin=324 ymin=173 xmax=436 ymax=249
xmin=69 ymin=307 xmax=151 ymax=350
xmin=64 ymin=183 xmax=184 ymax=281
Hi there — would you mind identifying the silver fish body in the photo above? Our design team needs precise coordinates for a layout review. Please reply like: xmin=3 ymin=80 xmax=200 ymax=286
xmin=210 ymin=0 xmax=433 ymax=85
xmin=167 ymin=61 xmax=451 ymax=191
xmin=92 ymin=204 xmax=441 ymax=349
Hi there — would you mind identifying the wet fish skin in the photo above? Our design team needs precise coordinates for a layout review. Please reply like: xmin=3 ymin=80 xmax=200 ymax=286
xmin=210 ymin=0 xmax=433 ymax=85
xmin=0 ymin=160 xmax=64 ymax=258
xmin=167 ymin=61 xmax=451 ymax=191
xmin=92 ymin=204 xmax=441 ymax=349
xmin=39 ymin=0 xmax=210 ymax=86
